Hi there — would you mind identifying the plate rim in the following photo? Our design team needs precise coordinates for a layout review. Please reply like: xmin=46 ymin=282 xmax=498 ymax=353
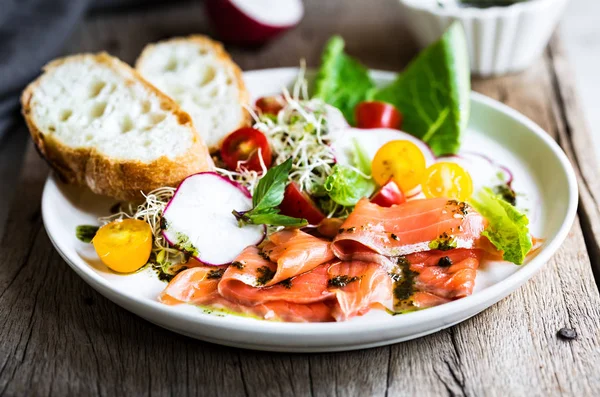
xmin=41 ymin=67 xmax=579 ymax=342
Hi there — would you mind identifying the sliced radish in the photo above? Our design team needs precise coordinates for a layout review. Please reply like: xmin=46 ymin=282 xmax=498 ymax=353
xmin=162 ymin=172 xmax=264 ymax=266
xmin=330 ymin=127 xmax=436 ymax=168
xmin=205 ymin=0 xmax=304 ymax=45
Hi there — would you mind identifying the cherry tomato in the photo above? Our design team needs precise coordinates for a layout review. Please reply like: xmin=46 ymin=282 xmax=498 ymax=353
xmin=221 ymin=127 xmax=272 ymax=172
xmin=371 ymin=180 xmax=406 ymax=207
xmin=355 ymin=101 xmax=403 ymax=129
xmin=421 ymin=162 xmax=473 ymax=201
xmin=255 ymin=96 xmax=285 ymax=115
xmin=92 ymin=219 xmax=152 ymax=273
xmin=278 ymin=182 xmax=326 ymax=225
xmin=371 ymin=140 xmax=426 ymax=192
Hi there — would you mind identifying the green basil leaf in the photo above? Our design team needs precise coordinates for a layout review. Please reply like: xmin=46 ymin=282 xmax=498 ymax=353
xmin=252 ymin=158 xmax=293 ymax=212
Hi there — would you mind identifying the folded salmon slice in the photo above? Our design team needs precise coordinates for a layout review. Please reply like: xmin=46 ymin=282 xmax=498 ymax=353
xmin=218 ymin=246 xmax=334 ymax=305
xmin=328 ymin=261 xmax=392 ymax=321
xmin=393 ymin=249 xmax=482 ymax=311
xmin=160 ymin=254 xmax=394 ymax=321
xmin=260 ymin=229 xmax=335 ymax=286
xmin=332 ymin=198 xmax=486 ymax=260
xmin=407 ymin=249 xmax=481 ymax=299
xmin=160 ymin=266 xmax=334 ymax=322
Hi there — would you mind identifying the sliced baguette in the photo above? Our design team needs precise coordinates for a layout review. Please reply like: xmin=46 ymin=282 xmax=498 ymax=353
xmin=21 ymin=52 xmax=213 ymax=200
xmin=136 ymin=35 xmax=250 ymax=150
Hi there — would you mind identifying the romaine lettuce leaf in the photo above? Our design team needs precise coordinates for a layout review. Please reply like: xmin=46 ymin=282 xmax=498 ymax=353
xmin=471 ymin=188 xmax=532 ymax=265
xmin=313 ymin=36 xmax=374 ymax=125
xmin=370 ymin=22 xmax=470 ymax=156
xmin=324 ymin=165 xmax=375 ymax=207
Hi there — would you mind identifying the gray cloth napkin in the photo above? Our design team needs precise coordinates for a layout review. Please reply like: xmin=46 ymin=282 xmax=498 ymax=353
xmin=0 ymin=0 xmax=90 ymax=141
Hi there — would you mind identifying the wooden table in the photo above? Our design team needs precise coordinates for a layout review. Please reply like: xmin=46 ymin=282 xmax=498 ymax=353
xmin=1 ymin=1 xmax=600 ymax=395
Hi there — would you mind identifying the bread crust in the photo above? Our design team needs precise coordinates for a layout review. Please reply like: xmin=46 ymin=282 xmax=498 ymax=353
xmin=135 ymin=35 xmax=251 ymax=149
xmin=21 ymin=52 xmax=213 ymax=201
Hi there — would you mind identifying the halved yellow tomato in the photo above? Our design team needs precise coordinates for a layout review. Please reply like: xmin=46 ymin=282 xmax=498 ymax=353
xmin=92 ymin=219 xmax=152 ymax=273
xmin=371 ymin=140 xmax=426 ymax=192
xmin=421 ymin=162 xmax=473 ymax=201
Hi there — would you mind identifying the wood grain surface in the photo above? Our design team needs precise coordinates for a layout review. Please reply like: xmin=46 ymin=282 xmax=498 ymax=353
xmin=1 ymin=1 xmax=599 ymax=396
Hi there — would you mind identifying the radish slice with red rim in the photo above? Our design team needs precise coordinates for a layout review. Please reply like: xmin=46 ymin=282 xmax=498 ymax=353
xmin=162 ymin=172 xmax=265 ymax=266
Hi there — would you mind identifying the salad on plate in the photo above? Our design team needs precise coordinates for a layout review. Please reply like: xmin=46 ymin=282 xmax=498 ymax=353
xmin=75 ymin=23 xmax=538 ymax=323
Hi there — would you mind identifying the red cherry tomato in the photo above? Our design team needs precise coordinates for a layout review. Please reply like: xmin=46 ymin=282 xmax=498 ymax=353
xmin=355 ymin=101 xmax=403 ymax=129
xmin=370 ymin=180 xmax=406 ymax=207
xmin=220 ymin=127 xmax=272 ymax=172
xmin=255 ymin=96 xmax=285 ymax=115
xmin=279 ymin=182 xmax=326 ymax=225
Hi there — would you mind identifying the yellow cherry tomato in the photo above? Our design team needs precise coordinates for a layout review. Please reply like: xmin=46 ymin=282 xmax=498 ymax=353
xmin=92 ymin=219 xmax=152 ymax=273
xmin=371 ymin=140 xmax=426 ymax=192
xmin=421 ymin=162 xmax=473 ymax=201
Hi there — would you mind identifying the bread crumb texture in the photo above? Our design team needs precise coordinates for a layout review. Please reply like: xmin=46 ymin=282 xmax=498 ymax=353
xmin=29 ymin=55 xmax=197 ymax=162
xmin=137 ymin=37 xmax=248 ymax=148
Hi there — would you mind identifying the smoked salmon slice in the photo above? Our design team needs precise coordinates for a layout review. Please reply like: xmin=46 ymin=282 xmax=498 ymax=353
xmin=407 ymin=249 xmax=481 ymax=299
xmin=160 ymin=251 xmax=394 ymax=322
xmin=218 ymin=246 xmax=334 ymax=305
xmin=332 ymin=198 xmax=486 ymax=260
xmin=259 ymin=229 xmax=335 ymax=286
xmin=392 ymin=249 xmax=482 ymax=311
xmin=160 ymin=265 xmax=334 ymax=322
xmin=327 ymin=261 xmax=392 ymax=321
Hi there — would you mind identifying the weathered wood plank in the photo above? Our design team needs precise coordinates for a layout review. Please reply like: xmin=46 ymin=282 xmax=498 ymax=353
xmin=546 ymin=34 xmax=600 ymax=284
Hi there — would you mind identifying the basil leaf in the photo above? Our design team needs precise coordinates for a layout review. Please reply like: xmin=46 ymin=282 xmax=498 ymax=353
xmin=247 ymin=213 xmax=308 ymax=227
xmin=252 ymin=158 xmax=293 ymax=212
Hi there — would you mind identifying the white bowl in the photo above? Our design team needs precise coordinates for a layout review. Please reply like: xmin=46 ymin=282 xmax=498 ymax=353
xmin=398 ymin=0 xmax=569 ymax=76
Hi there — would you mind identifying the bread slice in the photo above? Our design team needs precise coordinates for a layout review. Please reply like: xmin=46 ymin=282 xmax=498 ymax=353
xmin=136 ymin=35 xmax=250 ymax=150
xmin=21 ymin=53 xmax=213 ymax=201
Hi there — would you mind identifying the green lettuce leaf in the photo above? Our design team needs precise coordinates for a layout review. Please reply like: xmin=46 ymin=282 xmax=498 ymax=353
xmin=370 ymin=22 xmax=470 ymax=156
xmin=324 ymin=165 xmax=375 ymax=207
xmin=471 ymin=188 xmax=532 ymax=265
xmin=313 ymin=36 xmax=375 ymax=125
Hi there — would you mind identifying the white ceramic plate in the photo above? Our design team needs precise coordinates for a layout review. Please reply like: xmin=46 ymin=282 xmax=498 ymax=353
xmin=42 ymin=68 xmax=578 ymax=352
